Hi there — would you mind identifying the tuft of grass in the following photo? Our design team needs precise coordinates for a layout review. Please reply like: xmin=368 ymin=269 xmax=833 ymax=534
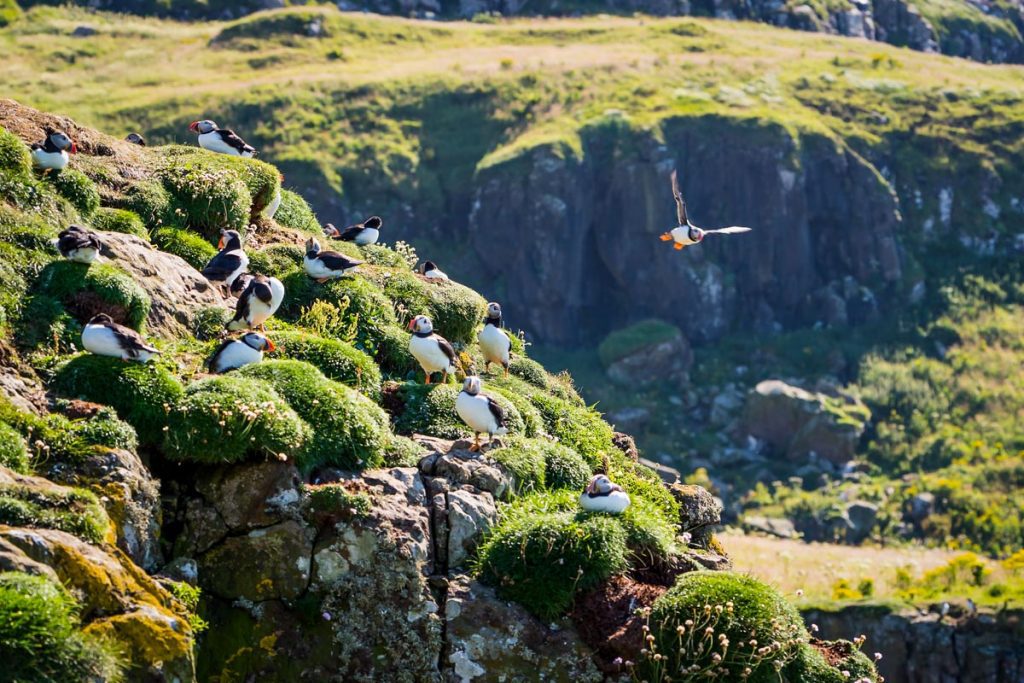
xmin=0 ymin=421 xmax=30 ymax=473
xmin=247 ymin=244 xmax=304 ymax=278
xmin=151 ymin=226 xmax=217 ymax=271
xmin=268 ymin=330 xmax=382 ymax=399
xmin=304 ymin=482 xmax=373 ymax=518
xmin=90 ymin=207 xmax=149 ymax=240
xmin=36 ymin=260 xmax=150 ymax=330
xmin=0 ymin=481 xmax=110 ymax=544
xmin=47 ymin=168 xmax=100 ymax=218
xmin=273 ymin=188 xmax=319 ymax=233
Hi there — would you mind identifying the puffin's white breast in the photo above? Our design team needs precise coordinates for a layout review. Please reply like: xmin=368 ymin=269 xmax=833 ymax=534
xmin=197 ymin=131 xmax=241 ymax=157
xmin=65 ymin=247 xmax=99 ymax=264
xmin=423 ymin=268 xmax=448 ymax=281
xmin=456 ymin=391 xmax=505 ymax=435
xmin=81 ymin=324 xmax=156 ymax=362
xmin=409 ymin=335 xmax=454 ymax=374
xmin=579 ymin=491 xmax=631 ymax=514
xmin=212 ymin=341 xmax=263 ymax=373
xmin=304 ymin=254 xmax=352 ymax=279
xmin=264 ymin=188 xmax=282 ymax=219
xmin=31 ymin=149 xmax=69 ymax=171
xmin=354 ymin=228 xmax=379 ymax=246
xmin=478 ymin=324 xmax=511 ymax=366
xmin=670 ymin=226 xmax=697 ymax=246
xmin=223 ymin=250 xmax=249 ymax=287
xmin=242 ymin=278 xmax=285 ymax=328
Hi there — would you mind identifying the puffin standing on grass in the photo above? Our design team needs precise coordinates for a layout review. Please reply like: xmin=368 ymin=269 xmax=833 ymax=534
xmin=323 ymin=216 xmax=382 ymax=246
xmin=579 ymin=474 xmax=631 ymax=514
xmin=660 ymin=170 xmax=752 ymax=251
xmin=417 ymin=261 xmax=448 ymax=281
xmin=206 ymin=332 xmax=275 ymax=374
xmin=455 ymin=376 xmax=508 ymax=452
xmin=189 ymin=120 xmax=256 ymax=158
xmin=53 ymin=225 xmax=102 ymax=264
xmin=202 ymin=229 xmax=249 ymax=290
xmin=478 ymin=302 xmax=511 ymax=377
xmin=408 ymin=314 xmax=457 ymax=385
xmin=82 ymin=314 xmax=160 ymax=362
xmin=30 ymin=129 xmax=76 ymax=173
xmin=303 ymin=237 xmax=363 ymax=282
xmin=226 ymin=274 xmax=285 ymax=332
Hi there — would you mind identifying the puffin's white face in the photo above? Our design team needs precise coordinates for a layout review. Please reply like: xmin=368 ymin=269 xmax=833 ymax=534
xmin=408 ymin=315 xmax=433 ymax=335
xmin=688 ymin=225 xmax=704 ymax=243
xmin=305 ymin=237 xmax=322 ymax=255
xmin=190 ymin=120 xmax=217 ymax=134
xmin=463 ymin=376 xmax=481 ymax=395
xmin=242 ymin=332 xmax=275 ymax=352
xmin=486 ymin=302 xmax=501 ymax=317
xmin=50 ymin=132 xmax=75 ymax=152
xmin=586 ymin=474 xmax=615 ymax=495
xmin=322 ymin=224 xmax=339 ymax=238
xmin=218 ymin=229 xmax=242 ymax=249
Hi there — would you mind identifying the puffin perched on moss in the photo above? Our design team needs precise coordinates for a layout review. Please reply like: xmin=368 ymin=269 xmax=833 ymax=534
xmin=660 ymin=170 xmax=751 ymax=251
xmin=54 ymin=225 xmax=102 ymax=264
xmin=201 ymin=229 xmax=249 ymax=290
xmin=455 ymin=376 xmax=508 ymax=452
xmin=82 ymin=314 xmax=160 ymax=362
xmin=30 ymin=129 xmax=76 ymax=173
xmin=478 ymin=302 xmax=511 ymax=377
xmin=227 ymin=274 xmax=285 ymax=332
xmin=323 ymin=216 xmax=382 ymax=246
xmin=408 ymin=314 xmax=457 ymax=385
xmin=189 ymin=119 xmax=256 ymax=158
xmin=207 ymin=332 xmax=275 ymax=374
xmin=303 ymin=237 xmax=363 ymax=282
xmin=125 ymin=132 xmax=146 ymax=146
xmin=579 ymin=474 xmax=630 ymax=514
xmin=417 ymin=260 xmax=448 ymax=281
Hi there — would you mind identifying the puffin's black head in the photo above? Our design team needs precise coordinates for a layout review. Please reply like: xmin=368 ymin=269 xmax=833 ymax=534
xmin=125 ymin=132 xmax=146 ymax=146
xmin=305 ymin=236 xmax=322 ymax=257
xmin=485 ymin=301 xmax=502 ymax=325
xmin=421 ymin=261 xmax=438 ymax=273
xmin=218 ymin=229 xmax=242 ymax=250
xmin=688 ymin=225 xmax=702 ymax=243
xmin=88 ymin=313 xmax=114 ymax=325
xmin=189 ymin=120 xmax=217 ymax=134
xmin=363 ymin=216 xmax=382 ymax=229
xmin=46 ymin=130 xmax=76 ymax=154
xmin=242 ymin=332 xmax=276 ymax=352
xmin=322 ymin=224 xmax=339 ymax=238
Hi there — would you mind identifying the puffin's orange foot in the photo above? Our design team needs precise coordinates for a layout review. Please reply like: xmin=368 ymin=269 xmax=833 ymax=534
xmin=659 ymin=233 xmax=673 ymax=242
xmin=424 ymin=375 xmax=432 ymax=385
xmin=674 ymin=243 xmax=684 ymax=250
xmin=468 ymin=442 xmax=481 ymax=453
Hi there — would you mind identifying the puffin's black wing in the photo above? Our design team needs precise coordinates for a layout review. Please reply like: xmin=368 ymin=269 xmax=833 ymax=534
xmin=205 ymin=338 xmax=235 ymax=370
xmin=248 ymin=276 xmax=275 ymax=306
xmin=670 ymin=170 xmax=688 ymax=226
xmin=316 ymin=250 xmax=363 ymax=272
xmin=201 ymin=250 xmax=244 ymax=282
xmin=336 ymin=224 xmax=365 ymax=242
xmin=56 ymin=228 xmax=101 ymax=255
xmin=432 ymin=334 xmax=457 ymax=365
xmin=229 ymin=272 xmax=255 ymax=297
xmin=107 ymin=321 xmax=159 ymax=357
xmin=30 ymin=141 xmax=44 ymax=151
xmin=217 ymin=128 xmax=256 ymax=155
xmin=485 ymin=395 xmax=507 ymax=428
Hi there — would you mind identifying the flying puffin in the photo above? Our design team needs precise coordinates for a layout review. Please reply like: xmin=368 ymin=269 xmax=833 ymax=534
xmin=206 ymin=332 xmax=275 ymax=374
xmin=226 ymin=274 xmax=285 ymax=332
xmin=303 ymin=237 xmax=363 ymax=282
xmin=201 ymin=229 xmax=249 ymax=290
xmin=417 ymin=261 xmax=448 ymax=281
xmin=408 ymin=314 xmax=457 ymax=385
xmin=82 ymin=313 xmax=160 ymax=362
xmin=189 ymin=120 xmax=256 ymax=158
xmin=478 ymin=302 xmax=511 ymax=377
xmin=660 ymin=170 xmax=752 ymax=250
xmin=323 ymin=216 xmax=382 ymax=246
xmin=30 ymin=129 xmax=76 ymax=173
xmin=579 ymin=474 xmax=631 ymax=514
xmin=455 ymin=376 xmax=508 ymax=452
xmin=125 ymin=133 xmax=146 ymax=146
xmin=53 ymin=225 xmax=102 ymax=264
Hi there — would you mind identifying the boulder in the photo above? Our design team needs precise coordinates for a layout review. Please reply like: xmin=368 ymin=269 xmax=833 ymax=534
xmin=904 ymin=491 xmax=935 ymax=525
xmin=418 ymin=437 xmax=511 ymax=500
xmin=670 ymin=483 xmax=722 ymax=543
xmin=195 ymin=461 xmax=302 ymax=531
xmin=845 ymin=501 xmax=879 ymax=543
xmin=199 ymin=519 xmax=313 ymax=601
xmin=447 ymin=487 xmax=497 ymax=568
xmin=604 ymin=331 xmax=692 ymax=387
xmin=742 ymin=515 xmax=798 ymax=539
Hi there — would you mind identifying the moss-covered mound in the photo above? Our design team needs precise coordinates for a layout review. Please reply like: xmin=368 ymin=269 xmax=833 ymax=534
xmin=0 ymin=572 xmax=124 ymax=682
xmin=151 ymin=226 xmax=218 ymax=270
xmin=784 ymin=640 xmax=880 ymax=683
xmin=36 ymin=261 xmax=151 ymax=330
xmin=240 ymin=360 xmax=390 ymax=471
xmin=268 ymin=330 xmax=382 ymax=399
xmin=90 ymin=207 xmax=149 ymax=240
xmin=0 ymin=422 xmax=29 ymax=472
xmin=0 ymin=398 xmax=137 ymax=465
xmin=163 ymin=374 xmax=310 ymax=464
xmin=392 ymin=381 xmax=525 ymax=440
xmin=48 ymin=168 xmax=101 ymax=217
xmin=0 ymin=479 xmax=110 ymax=544
xmin=485 ymin=436 xmax=591 ymax=494
xmin=273 ymin=188 xmax=319 ymax=233
xmin=247 ymin=243 xmax=305 ymax=278
xmin=368 ymin=268 xmax=487 ymax=345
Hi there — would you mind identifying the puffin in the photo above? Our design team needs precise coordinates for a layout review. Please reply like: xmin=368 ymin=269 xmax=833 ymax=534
xmin=201 ymin=229 xmax=249 ymax=290
xmin=417 ymin=261 xmax=448 ymax=281
xmin=125 ymin=133 xmax=146 ymax=146
xmin=229 ymin=272 xmax=255 ymax=298
xmin=226 ymin=274 xmax=285 ymax=332
xmin=30 ymin=129 xmax=76 ymax=173
xmin=408 ymin=314 xmax=457 ymax=385
xmin=82 ymin=313 xmax=160 ymax=362
xmin=303 ymin=237 xmax=363 ymax=282
xmin=579 ymin=474 xmax=631 ymax=514
xmin=323 ymin=216 xmax=382 ymax=246
xmin=478 ymin=302 xmax=511 ymax=377
xmin=189 ymin=120 xmax=256 ymax=158
xmin=206 ymin=332 xmax=275 ymax=374
xmin=264 ymin=187 xmax=282 ymax=220
xmin=660 ymin=170 xmax=752 ymax=250
xmin=53 ymin=225 xmax=102 ymax=264
xmin=455 ymin=376 xmax=508 ymax=452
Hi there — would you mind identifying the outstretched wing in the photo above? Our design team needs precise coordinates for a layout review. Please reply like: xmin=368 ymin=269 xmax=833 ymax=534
xmin=485 ymin=395 xmax=507 ymax=428
xmin=671 ymin=170 xmax=688 ymax=226
xmin=703 ymin=226 xmax=752 ymax=235
xmin=218 ymin=128 xmax=256 ymax=155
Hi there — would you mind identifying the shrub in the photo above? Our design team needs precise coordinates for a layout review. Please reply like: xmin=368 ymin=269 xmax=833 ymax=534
xmin=542 ymin=440 xmax=593 ymax=491
xmin=485 ymin=436 xmax=548 ymax=495
xmin=123 ymin=179 xmax=172 ymax=227
xmin=0 ymin=421 xmax=29 ymax=472
xmin=784 ymin=641 xmax=878 ymax=683
xmin=163 ymin=375 xmax=310 ymax=464
xmin=0 ymin=573 xmax=124 ymax=682
xmin=476 ymin=504 xmax=629 ymax=620
xmin=51 ymin=355 xmax=185 ymax=446
xmin=151 ymin=226 xmax=218 ymax=271
xmin=71 ymin=405 xmax=139 ymax=454
xmin=273 ymin=188 xmax=319 ymax=233
xmin=239 ymin=360 xmax=390 ymax=471
xmin=509 ymin=356 xmax=548 ymax=389
xmin=371 ymin=269 xmax=486 ymax=345
xmin=528 ymin=391 xmax=616 ymax=467
xmin=159 ymin=159 xmax=251 ymax=236
xmin=304 ymin=483 xmax=372 ymax=519
xmin=90 ymin=207 xmax=149 ymax=240
xmin=246 ymin=244 xmax=304 ymax=278
xmin=36 ymin=261 xmax=151 ymax=330
xmin=598 ymin=319 xmax=681 ymax=367
xmin=269 ymin=330 xmax=382 ymax=399
xmin=48 ymin=168 xmax=100 ymax=217
xmin=384 ymin=435 xmax=427 ymax=467
xmin=0 ymin=482 xmax=110 ymax=544
xmin=393 ymin=381 xmax=524 ymax=440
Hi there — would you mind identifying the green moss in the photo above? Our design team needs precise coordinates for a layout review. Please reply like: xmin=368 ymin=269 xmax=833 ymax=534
xmin=51 ymin=355 xmax=185 ymax=446
xmin=273 ymin=188 xmax=319 ymax=233
xmin=527 ymin=391 xmax=615 ymax=468
xmin=383 ymin=434 xmax=427 ymax=467
xmin=164 ymin=580 xmax=209 ymax=635
xmin=0 ymin=422 xmax=29 ymax=473
xmin=783 ymin=641 xmax=879 ymax=683
xmin=47 ymin=168 xmax=100 ymax=217
xmin=598 ymin=318 xmax=681 ymax=367
xmin=36 ymin=261 xmax=151 ymax=330
xmin=644 ymin=571 xmax=807 ymax=682
xmin=0 ymin=126 xmax=30 ymax=175
xmin=360 ymin=244 xmax=409 ymax=269
xmin=542 ymin=440 xmax=592 ymax=491
xmin=304 ymin=483 xmax=373 ymax=518
xmin=158 ymin=156 xmax=252 ymax=237
xmin=508 ymin=356 xmax=548 ymax=389
xmin=70 ymin=405 xmax=139 ymax=454
xmin=485 ymin=436 xmax=548 ymax=495
xmin=151 ymin=226 xmax=218 ymax=271
xmin=0 ymin=573 xmax=124 ymax=683
xmin=192 ymin=305 xmax=228 ymax=341
xmin=488 ymin=383 xmax=543 ymax=437
xmin=163 ymin=374 xmax=310 ymax=464
xmin=370 ymin=268 xmax=486 ymax=345
xmin=392 ymin=381 xmax=524 ymax=440
xmin=247 ymin=244 xmax=304 ymax=278
xmin=0 ymin=481 xmax=110 ymax=544
xmin=90 ymin=207 xmax=148 ymax=240
xmin=239 ymin=360 xmax=390 ymax=471
xmin=122 ymin=179 xmax=172 ymax=227
xmin=268 ymin=330 xmax=382 ymax=399
xmin=374 ymin=322 xmax=419 ymax=378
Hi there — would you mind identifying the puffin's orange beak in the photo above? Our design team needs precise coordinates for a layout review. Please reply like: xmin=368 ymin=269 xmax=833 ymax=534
xmin=265 ymin=339 xmax=276 ymax=352
xmin=407 ymin=319 xmax=416 ymax=331
xmin=69 ymin=142 xmax=77 ymax=154
xmin=217 ymin=237 xmax=225 ymax=249
xmin=189 ymin=121 xmax=199 ymax=132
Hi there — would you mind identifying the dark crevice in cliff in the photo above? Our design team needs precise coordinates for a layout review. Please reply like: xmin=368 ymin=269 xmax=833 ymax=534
xmin=420 ymin=456 xmax=452 ymax=677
